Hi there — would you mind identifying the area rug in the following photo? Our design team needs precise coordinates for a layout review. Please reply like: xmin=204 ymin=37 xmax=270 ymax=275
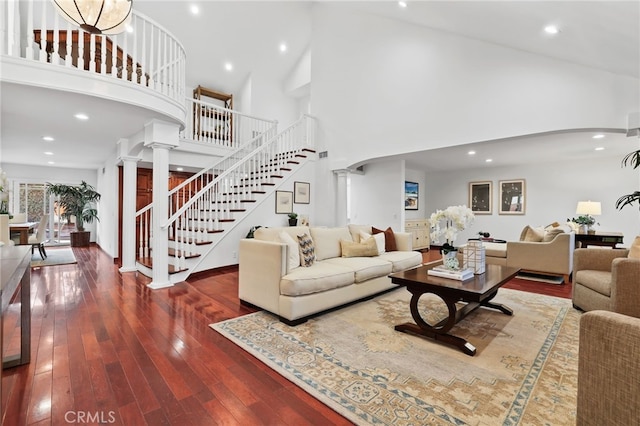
xmin=31 ymin=247 xmax=77 ymax=267
xmin=211 ymin=288 xmax=579 ymax=425
xmin=516 ymin=271 xmax=565 ymax=285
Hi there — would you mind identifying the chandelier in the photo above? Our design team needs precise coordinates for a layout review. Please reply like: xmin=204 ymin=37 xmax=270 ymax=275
xmin=51 ymin=0 xmax=133 ymax=35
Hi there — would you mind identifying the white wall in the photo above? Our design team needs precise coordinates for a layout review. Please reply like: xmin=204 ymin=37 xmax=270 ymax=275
xmin=425 ymin=154 xmax=640 ymax=248
xmin=309 ymin=4 xmax=639 ymax=225
xmin=349 ymin=160 xmax=405 ymax=231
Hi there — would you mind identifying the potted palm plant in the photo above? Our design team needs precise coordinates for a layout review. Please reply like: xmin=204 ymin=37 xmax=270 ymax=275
xmin=616 ymin=149 xmax=640 ymax=210
xmin=46 ymin=181 xmax=101 ymax=247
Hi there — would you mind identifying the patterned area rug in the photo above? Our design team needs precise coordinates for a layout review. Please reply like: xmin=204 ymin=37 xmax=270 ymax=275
xmin=211 ymin=288 xmax=579 ymax=425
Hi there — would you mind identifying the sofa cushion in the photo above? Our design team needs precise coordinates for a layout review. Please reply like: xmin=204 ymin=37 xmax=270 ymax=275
xmin=297 ymin=233 xmax=316 ymax=267
xmin=348 ymin=224 xmax=372 ymax=242
xmin=628 ymin=236 xmax=640 ymax=259
xmin=280 ymin=262 xmax=354 ymax=296
xmin=254 ymin=226 xmax=311 ymax=242
xmin=520 ymin=225 xmax=545 ymax=242
xmin=377 ymin=251 xmax=422 ymax=272
xmin=309 ymin=227 xmax=353 ymax=260
xmin=324 ymin=257 xmax=393 ymax=283
xmin=360 ymin=231 xmax=385 ymax=255
xmin=373 ymin=226 xmax=397 ymax=252
xmin=543 ymin=227 xmax=565 ymax=242
xmin=279 ymin=231 xmax=300 ymax=272
xmin=340 ymin=237 xmax=378 ymax=258
xmin=575 ymin=270 xmax=612 ymax=297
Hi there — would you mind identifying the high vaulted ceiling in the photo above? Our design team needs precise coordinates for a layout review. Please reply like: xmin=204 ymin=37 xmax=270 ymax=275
xmin=1 ymin=1 xmax=638 ymax=170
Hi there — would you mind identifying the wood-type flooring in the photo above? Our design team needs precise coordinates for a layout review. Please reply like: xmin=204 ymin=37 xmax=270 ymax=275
xmin=1 ymin=246 xmax=572 ymax=425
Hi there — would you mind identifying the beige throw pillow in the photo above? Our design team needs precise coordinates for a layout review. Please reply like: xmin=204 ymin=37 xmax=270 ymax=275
xmin=340 ymin=237 xmax=378 ymax=258
xmin=279 ymin=231 xmax=300 ymax=273
xmin=542 ymin=228 xmax=565 ymax=242
xmin=360 ymin=231 xmax=385 ymax=255
xmin=520 ymin=225 xmax=545 ymax=242
xmin=628 ymin=236 xmax=640 ymax=259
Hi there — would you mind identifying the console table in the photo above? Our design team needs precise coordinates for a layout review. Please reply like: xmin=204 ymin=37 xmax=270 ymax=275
xmin=575 ymin=232 xmax=624 ymax=248
xmin=0 ymin=245 xmax=31 ymax=422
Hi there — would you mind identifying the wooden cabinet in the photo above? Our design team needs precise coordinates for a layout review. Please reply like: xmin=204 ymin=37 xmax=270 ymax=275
xmin=193 ymin=85 xmax=233 ymax=142
xmin=405 ymin=219 xmax=430 ymax=250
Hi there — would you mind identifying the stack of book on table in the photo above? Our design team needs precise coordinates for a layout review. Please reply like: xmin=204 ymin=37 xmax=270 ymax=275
xmin=427 ymin=265 xmax=475 ymax=281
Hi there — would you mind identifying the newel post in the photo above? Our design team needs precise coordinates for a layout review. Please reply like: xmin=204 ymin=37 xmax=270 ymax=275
xmin=119 ymin=150 xmax=140 ymax=273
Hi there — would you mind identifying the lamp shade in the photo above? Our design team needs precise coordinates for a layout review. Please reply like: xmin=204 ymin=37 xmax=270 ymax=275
xmin=52 ymin=0 xmax=133 ymax=35
xmin=576 ymin=201 xmax=602 ymax=216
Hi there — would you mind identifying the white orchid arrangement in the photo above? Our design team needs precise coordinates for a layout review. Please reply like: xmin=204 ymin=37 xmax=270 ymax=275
xmin=429 ymin=205 xmax=475 ymax=252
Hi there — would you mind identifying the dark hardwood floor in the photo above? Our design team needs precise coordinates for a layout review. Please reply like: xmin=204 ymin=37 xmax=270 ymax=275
xmin=1 ymin=246 xmax=572 ymax=425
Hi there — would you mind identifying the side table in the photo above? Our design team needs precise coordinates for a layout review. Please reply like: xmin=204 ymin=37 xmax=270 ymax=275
xmin=574 ymin=232 xmax=624 ymax=249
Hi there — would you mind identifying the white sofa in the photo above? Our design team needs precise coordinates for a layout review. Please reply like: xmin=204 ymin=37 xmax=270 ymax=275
xmin=239 ymin=224 xmax=422 ymax=325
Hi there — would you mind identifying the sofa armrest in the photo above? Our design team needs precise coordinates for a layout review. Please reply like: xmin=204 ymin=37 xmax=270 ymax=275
xmin=577 ymin=311 xmax=640 ymax=425
xmin=574 ymin=248 xmax=629 ymax=273
xmin=393 ymin=232 xmax=413 ymax=251
xmin=507 ymin=232 xmax=574 ymax=275
xmin=611 ymin=257 xmax=640 ymax=317
xmin=238 ymin=239 xmax=287 ymax=315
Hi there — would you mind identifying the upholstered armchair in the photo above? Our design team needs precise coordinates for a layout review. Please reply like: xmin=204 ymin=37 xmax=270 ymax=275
xmin=572 ymin=248 xmax=640 ymax=318
xmin=577 ymin=311 xmax=640 ymax=425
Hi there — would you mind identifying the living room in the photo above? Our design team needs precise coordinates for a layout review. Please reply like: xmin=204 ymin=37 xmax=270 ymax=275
xmin=1 ymin=1 xmax=639 ymax=424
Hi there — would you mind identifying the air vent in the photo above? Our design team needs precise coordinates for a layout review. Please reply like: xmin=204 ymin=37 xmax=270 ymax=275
xmin=319 ymin=151 xmax=328 ymax=159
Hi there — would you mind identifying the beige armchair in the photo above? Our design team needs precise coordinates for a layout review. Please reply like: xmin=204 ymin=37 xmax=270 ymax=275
xmin=572 ymin=248 xmax=640 ymax=318
xmin=506 ymin=232 xmax=575 ymax=283
xmin=577 ymin=311 xmax=640 ymax=425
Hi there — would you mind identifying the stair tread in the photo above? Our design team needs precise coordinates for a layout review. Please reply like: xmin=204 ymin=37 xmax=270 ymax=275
xmin=168 ymin=237 xmax=212 ymax=245
xmin=137 ymin=257 xmax=188 ymax=274
xmin=168 ymin=248 xmax=201 ymax=259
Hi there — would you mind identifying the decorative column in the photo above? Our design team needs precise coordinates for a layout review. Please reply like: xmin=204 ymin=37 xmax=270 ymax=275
xmin=144 ymin=120 xmax=180 ymax=289
xmin=119 ymin=154 xmax=140 ymax=273
xmin=334 ymin=169 xmax=349 ymax=227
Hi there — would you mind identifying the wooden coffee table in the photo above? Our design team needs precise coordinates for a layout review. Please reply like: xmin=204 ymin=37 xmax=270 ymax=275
xmin=389 ymin=262 xmax=520 ymax=356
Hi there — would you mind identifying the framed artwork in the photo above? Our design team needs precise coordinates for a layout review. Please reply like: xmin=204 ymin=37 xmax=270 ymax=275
xmin=275 ymin=190 xmax=293 ymax=214
xmin=499 ymin=179 xmax=526 ymax=215
xmin=404 ymin=181 xmax=419 ymax=210
xmin=469 ymin=181 xmax=492 ymax=214
xmin=294 ymin=181 xmax=310 ymax=204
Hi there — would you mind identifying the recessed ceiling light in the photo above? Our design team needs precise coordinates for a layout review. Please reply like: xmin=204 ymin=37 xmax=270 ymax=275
xmin=592 ymin=134 xmax=605 ymax=139
xmin=224 ymin=62 xmax=233 ymax=71
xmin=595 ymin=147 xmax=605 ymax=151
xmin=47 ymin=161 xmax=55 ymax=165
xmin=485 ymin=158 xmax=493 ymax=163
xmin=44 ymin=151 xmax=53 ymax=155
xmin=42 ymin=136 xmax=54 ymax=141
xmin=74 ymin=113 xmax=89 ymax=120
xmin=190 ymin=4 xmax=199 ymax=15
xmin=279 ymin=43 xmax=287 ymax=53
xmin=398 ymin=1 xmax=408 ymax=8
xmin=176 ymin=167 xmax=184 ymax=171
xmin=126 ymin=24 xmax=133 ymax=33
xmin=468 ymin=150 xmax=476 ymax=155
xmin=544 ymin=25 xmax=560 ymax=35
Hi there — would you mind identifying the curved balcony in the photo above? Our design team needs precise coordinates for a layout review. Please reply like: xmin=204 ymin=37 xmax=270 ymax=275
xmin=0 ymin=0 xmax=186 ymax=124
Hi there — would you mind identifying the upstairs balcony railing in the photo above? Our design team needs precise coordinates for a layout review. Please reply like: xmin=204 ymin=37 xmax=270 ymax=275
xmin=0 ymin=0 xmax=186 ymax=105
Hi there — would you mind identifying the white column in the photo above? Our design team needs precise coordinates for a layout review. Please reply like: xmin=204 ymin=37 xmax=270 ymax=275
xmin=144 ymin=120 xmax=180 ymax=289
xmin=334 ymin=169 xmax=349 ymax=227
xmin=119 ymin=155 xmax=140 ymax=273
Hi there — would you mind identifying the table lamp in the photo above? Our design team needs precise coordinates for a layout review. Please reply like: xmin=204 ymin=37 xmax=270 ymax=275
xmin=576 ymin=201 xmax=601 ymax=234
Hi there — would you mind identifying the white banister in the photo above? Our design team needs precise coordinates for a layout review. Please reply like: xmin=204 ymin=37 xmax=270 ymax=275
xmin=1 ymin=0 xmax=186 ymax=105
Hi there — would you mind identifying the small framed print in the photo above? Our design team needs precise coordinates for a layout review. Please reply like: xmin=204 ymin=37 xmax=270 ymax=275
xmin=499 ymin=179 xmax=526 ymax=215
xmin=275 ymin=190 xmax=293 ymax=214
xmin=404 ymin=181 xmax=419 ymax=210
xmin=294 ymin=181 xmax=310 ymax=204
xmin=469 ymin=181 xmax=492 ymax=214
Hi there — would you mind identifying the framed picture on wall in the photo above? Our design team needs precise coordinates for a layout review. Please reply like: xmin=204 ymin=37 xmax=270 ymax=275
xmin=469 ymin=181 xmax=492 ymax=214
xmin=294 ymin=181 xmax=310 ymax=204
xmin=499 ymin=179 xmax=526 ymax=215
xmin=275 ymin=191 xmax=293 ymax=214
xmin=405 ymin=181 xmax=419 ymax=210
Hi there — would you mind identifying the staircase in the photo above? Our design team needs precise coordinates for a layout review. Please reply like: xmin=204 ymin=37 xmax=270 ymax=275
xmin=135 ymin=113 xmax=316 ymax=285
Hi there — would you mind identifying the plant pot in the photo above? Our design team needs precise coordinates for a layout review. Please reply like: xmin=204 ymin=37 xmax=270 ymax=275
xmin=70 ymin=231 xmax=90 ymax=247
xmin=288 ymin=219 xmax=298 ymax=226
xmin=442 ymin=249 xmax=459 ymax=270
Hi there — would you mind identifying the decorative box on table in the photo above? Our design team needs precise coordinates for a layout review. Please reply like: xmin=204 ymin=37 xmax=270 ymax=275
xmin=463 ymin=240 xmax=485 ymax=274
